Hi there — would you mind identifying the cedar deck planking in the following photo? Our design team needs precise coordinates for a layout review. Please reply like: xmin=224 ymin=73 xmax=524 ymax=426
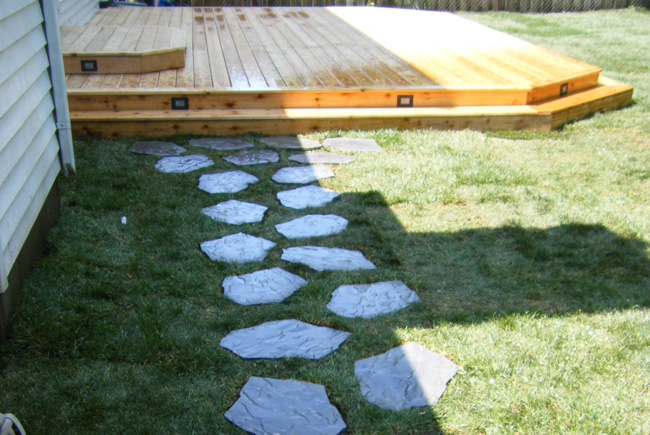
xmin=65 ymin=6 xmax=633 ymax=137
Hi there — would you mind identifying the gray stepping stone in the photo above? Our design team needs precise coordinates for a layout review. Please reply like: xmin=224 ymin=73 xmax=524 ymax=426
xmin=282 ymin=246 xmax=376 ymax=271
xmin=189 ymin=137 xmax=254 ymax=151
xmin=130 ymin=141 xmax=185 ymax=156
xmin=289 ymin=151 xmax=355 ymax=165
xmin=327 ymin=281 xmax=420 ymax=318
xmin=354 ymin=342 xmax=457 ymax=411
xmin=222 ymin=267 xmax=307 ymax=305
xmin=225 ymin=377 xmax=346 ymax=435
xmin=200 ymin=233 xmax=275 ymax=263
xmin=272 ymin=165 xmax=335 ymax=184
xmin=154 ymin=154 xmax=213 ymax=173
xmin=223 ymin=149 xmax=279 ymax=166
xmin=258 ymin=135 xmax=321 ymax=150
xmin=202 ymin=200 xmax=267 ymax=225
xmin=277 ymin=185 xmax=340 ymax=210
xmin=198 ymin=171 xmax=259 ymax=194
xmin=220 ymin=319 xmax=351 ymax=359
xmin=276 ymin=214 xmax=348 ymax=239
xmin=323 ymin=137 xmax=382 ymax=152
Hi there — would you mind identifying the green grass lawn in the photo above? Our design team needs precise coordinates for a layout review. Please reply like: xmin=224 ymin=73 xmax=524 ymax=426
xmin=2 ymin=8 xmax=650 ymax=434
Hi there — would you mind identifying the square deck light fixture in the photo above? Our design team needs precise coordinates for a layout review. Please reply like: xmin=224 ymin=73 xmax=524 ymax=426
xmin=80 ymin=60 xmax=97 ymax=72
xmin=171 ymin=97 xmax=189 ymax=110
xmin=560 ymin=83 xmax=569 ymax=96
xmin=397 ymin=95 xmax=414 ymax=107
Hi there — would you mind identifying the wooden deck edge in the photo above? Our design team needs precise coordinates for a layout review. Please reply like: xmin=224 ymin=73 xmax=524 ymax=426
xmin=70 ymin=106 xmax=551 ymax=138
xmin=532 ymin=76 xmax=634 ymax=128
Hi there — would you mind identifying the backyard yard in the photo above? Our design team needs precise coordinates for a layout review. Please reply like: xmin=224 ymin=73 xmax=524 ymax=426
xmin=1 ymin=7 xmax=649 ymax=434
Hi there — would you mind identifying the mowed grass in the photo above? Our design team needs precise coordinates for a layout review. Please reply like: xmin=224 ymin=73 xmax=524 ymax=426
xmin=2 ymin=8 xmax=650 ymax=434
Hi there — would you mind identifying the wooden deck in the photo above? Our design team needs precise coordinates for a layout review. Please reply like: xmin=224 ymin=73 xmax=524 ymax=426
xmin=65 ymin=6 xmax=633 ymax=137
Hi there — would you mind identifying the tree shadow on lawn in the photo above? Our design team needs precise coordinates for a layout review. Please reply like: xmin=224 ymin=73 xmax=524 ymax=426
xmin=353 ymin=190 xmax=650 ymax=323
xmin=281 ymin=189 xmax=650 ymax=434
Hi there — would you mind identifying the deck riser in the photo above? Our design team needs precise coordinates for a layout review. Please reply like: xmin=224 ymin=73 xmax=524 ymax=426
xmin=67 ymin=88 xmax=531 ymax=111
xmin=72 ymin=114 xmax=552 ymax=139
xmin=527 ymin=72 xmax=600 ymax=104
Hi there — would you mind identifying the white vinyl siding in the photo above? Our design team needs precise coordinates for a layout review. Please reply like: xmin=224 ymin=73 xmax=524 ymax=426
xmin=0 ymin=0 xmax=63 ymax=292
xmin=59 ymin=0 xmax=98 ymax=26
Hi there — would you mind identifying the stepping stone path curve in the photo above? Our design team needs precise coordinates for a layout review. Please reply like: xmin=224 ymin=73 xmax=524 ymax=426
xmin=327 ymin=281 xmax=420 ymax=318
xmin=130 ymin=141 xmax=185 ymax=156
xmin=220 ymin=319 xmax=350 ymax=359
xmin=152 ymin=136 xmax=456 ymax=432
xmin=272 ymin=165 xmax=335 ymax=184
xmin=202 ymin=200 xmax=267 ymax=225
xmin=154 ymin=155 xmax=213 ymax=173
xmin=225 ymin=377 xmax=346 ymax=435
xmin=354 ymin=342 xmax=458 ymax=411
xmin=222 ymin=267 xmax=307 ymax=305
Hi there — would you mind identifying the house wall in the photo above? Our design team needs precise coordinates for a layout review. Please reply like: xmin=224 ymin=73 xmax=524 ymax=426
xmin=59 ymin=0 xmax=98 ymax=26
xmin=0 ymin=0 xmax=64 ymax=340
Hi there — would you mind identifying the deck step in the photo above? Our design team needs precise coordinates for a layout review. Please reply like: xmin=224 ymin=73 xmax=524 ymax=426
xmin=70 ymin=106 xmax=549 ymax=138
xmin=532 ymin=77 xmax=633 ymax=129
xmin=69 ymin=78 xmax=632 ymax=138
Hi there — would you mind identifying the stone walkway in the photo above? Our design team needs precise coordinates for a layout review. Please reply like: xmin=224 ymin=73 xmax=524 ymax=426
xmin=142 ymin=135 xmax=456 ymax=434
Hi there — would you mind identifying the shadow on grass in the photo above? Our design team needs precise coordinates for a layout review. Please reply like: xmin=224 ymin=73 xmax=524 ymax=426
xmin=355 ymin=190 xmax=650 ymax=324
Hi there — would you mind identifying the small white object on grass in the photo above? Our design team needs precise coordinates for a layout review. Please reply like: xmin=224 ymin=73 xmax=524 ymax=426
xmin=121 ymin=216 xmax=127 ymax=225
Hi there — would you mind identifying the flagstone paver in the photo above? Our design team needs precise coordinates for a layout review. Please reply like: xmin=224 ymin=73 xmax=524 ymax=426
xmin=276 ymin=214 xmax=348 ymax=239
xmin=354 ymin=342 xmax=457 ymax=411
xmin=200 ymin=233 xmax=275 ymax=263
xmin=189 ymin=137 xmax=254 ymax=151
xmin=322 ymin=137 xmax=382 ymax=152
xmin=277 ymin=185 xmax=340 ymax=209
xmin=272 ymin=165 xmax=335 ymax=184
xmin=202 ymin=200 xmax=267 ymax=225
xmin=154 ymin=155 xmax=213 ymax=173
xmin=289 ymin=152 xmax=356 ymax=165
xmin=220 ymin=319 xmax=351 ymax=360
xmin=223 ymin=149 xmax=279 ymax=166
xmin=222 ymin=267 xmax=307 ymax=305
xmin=198 ymin=171 xmax=259 ymax=194
xmin=327 ymin=281 xmax=420 ymax=318
xmin=225 ymin=377 xmax=346 ymax=435
xmin=258 ymin=135 xmax=321 ymax=150
xmin=130 ymin=141 xmax=185 ymax=156
xmin=282 ymin=246 xmax=376 ymax=271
